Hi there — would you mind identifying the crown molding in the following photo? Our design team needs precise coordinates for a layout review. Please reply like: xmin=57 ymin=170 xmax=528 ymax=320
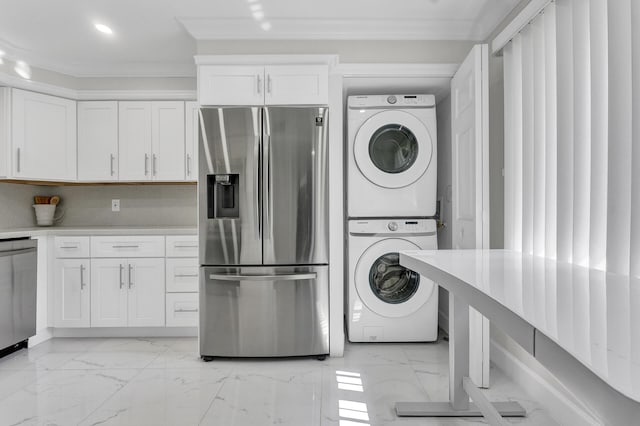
xmin=194 ymin=54 xmax=339 ymax=66
xmin=0 ymin=71 xmax=196 ymax=101
xmin=180 ymin=18 xmax=485 ymax=41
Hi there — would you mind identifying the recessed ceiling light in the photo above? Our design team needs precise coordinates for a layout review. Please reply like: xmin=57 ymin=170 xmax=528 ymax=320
xmin=261 ymin=22 xmax=272 ymax=31
xmin=252 ymin=10 xmax=264 ymax=20
xmin=250 ymin=4 xmax=262 ymax=12
xmin=0 ymin=50 xmax=5 ymax=65
xmin=94 ymin=23 xmax=113 ymax=35
xmin=247 ymin=0 xmax=259 ymax=3
xmin=14 ymin=61 xmax=31 ymax=80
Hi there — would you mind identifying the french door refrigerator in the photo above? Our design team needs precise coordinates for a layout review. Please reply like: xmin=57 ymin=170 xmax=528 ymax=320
xmin=198 ymin=106 xmax=329 ymax=359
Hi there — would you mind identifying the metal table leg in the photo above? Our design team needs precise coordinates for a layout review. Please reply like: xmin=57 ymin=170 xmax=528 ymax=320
xmin=395 ymin=294 xmax=526 ymax=425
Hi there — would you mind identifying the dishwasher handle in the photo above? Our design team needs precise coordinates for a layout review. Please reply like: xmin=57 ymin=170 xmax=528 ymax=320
xmin=209 ymin=273 xmax=317 ymax=282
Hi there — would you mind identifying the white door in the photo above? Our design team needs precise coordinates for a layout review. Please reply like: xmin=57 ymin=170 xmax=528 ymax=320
xmin=54 ymin=259 xmax=90 ymax=327
xmin=151 ymin=102 xmax=185 ymax=181
xmin=91 ymin=258 xmax=128 ymax=327
xmin=119 ymin=101 xmax=152 ymax=181
xmin=198 ymin=65 xmax=264 ymax=105
xmin=184 ymin=101 xmax=199 ymax=181
xmin=78 ymin=101 xmax=118 ymax=181
xmin=264 ymin=65 xmax=329 ymax=105
xmin=127 ymin=258 xmax=165 ymax=327
xmin=11 ymin=89 xmax=76 ymax=180
xmin=451 ymin=44 xmax=490 ymax=388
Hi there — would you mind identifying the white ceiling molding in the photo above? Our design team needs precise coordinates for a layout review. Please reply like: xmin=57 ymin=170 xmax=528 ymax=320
xmin=179 ymin=18 xmax=485 ymax=41
xmin=0 ymin=70 xmax=196 ymax=101
xmin=492 ymin=0 xmax=553 ymax=54
xmin=195 ymin=54 xmax=339 ymax=66
xmin=337 ymin=63 xmax=459 ymax=78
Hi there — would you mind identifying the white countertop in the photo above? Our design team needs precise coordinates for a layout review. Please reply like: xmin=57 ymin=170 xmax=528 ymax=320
xmin=0 ymin=226 xmax=197 ymax=239
xmin=401 ymin=249 xmax=640 ymax=403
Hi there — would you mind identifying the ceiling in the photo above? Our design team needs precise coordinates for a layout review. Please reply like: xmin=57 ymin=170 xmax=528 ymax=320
xmin=0 ymin=0 xmax=520 ymax=78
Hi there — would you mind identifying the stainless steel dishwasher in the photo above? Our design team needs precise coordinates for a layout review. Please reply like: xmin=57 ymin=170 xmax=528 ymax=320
xmin=0 ymin=238 xmax=37 ymax=355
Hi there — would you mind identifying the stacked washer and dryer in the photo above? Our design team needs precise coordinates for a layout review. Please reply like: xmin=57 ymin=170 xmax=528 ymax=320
xmin=347 ymin=94 xmax=439 ymax=342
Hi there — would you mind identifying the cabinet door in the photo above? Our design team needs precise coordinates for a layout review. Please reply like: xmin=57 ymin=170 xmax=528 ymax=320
xmin=54 ymin=259 xmax=90 ymax=328
xmin=198 ymin=65 xmax=264 ymax=105
xmin=184 ymin=101 xmax=199 ymax=181
xmin=264 ymin=65 xmax=329 ymax=105
xmin=0 ymin=87 xmax=9 ymax=178
xmin=12 ymin=88 xmax=77 ymax=180
xmin=90 ymin=259 xmax=128 ymax=327
xmin=78 ymin=101 xmax=118 ymax=181
xmin=151 ymin=102 xmax=185 ymax=181
xmin=119 ymin=101 xmax=152 ymax=181
xmin=127 ymin=258 xmax=165 ymax=327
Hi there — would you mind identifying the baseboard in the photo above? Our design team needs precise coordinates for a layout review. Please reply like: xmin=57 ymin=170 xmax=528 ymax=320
xmin=490 ymin=336 xmax=601 ymax=425
xmin=52 ymin=327 xmax=198 ymax=338
xmin=28 ymin=327 xmax=53 ymax=348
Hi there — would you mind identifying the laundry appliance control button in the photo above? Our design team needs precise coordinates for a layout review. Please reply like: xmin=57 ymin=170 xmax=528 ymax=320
xmin=388 ymin=221 xmax=399 ymax=231
xmin=387 ymin=95 xmax=397 ymax=104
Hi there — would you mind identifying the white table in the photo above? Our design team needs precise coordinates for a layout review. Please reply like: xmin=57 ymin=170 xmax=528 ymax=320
xmin=396 ymin=249 xmax=640 ymax=425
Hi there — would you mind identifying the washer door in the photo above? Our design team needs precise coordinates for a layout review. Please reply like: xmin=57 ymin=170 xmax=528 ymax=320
xmin=355 ymin=238 xmax=436 ymax=318
xmin=354 ymin=110 xmax=434 ymax=188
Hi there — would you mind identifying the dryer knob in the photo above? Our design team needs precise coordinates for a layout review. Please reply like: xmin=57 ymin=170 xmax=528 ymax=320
xmin=388 ymin=221 xmax=398 ymax=231
xmin=387 ymin=95 xmax=397 ymax=104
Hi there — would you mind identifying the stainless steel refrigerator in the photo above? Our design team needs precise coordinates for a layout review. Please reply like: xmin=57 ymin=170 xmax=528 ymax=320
xmin=198 ymin=106 xmax=329 ymax=359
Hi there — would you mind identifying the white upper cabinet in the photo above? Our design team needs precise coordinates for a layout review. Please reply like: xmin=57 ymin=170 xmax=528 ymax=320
xmin=184 ymin=101 xmax=199 ymax=181
xmin=152 ymin=102 xmax=185 ymax=181
xmin=264 ymin=65 xmax=329 ymax=105
xmin=198 ymin=64 xmax=329 ymax=106
xmin=0 ymin=88 xmax=9 ymax=178
xmin=11 ymin=89 xmax=76 ymax=181
xmin=119 ymin=101 xmax=152 ymax=181
xmin=199 ymin=65 xmax=264 ymax=106
xmin=78 ymin=101 xmax=118 ymax=181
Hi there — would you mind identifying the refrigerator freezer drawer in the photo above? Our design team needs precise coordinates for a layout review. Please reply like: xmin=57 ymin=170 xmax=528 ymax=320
xmin=200 ymin=265 xmax=329 ymax=358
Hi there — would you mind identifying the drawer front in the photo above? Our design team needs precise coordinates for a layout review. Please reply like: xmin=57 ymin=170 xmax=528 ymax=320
xmin=54 ymin=237 xmax=90 ymax=258
xmin=91 ymin=236 xmax=165 ymax=258
xmin=166 ymin=293 xmax=199 ymax=327
xmin=166 ymin=258 xmax=199 ymax=292
xmin=166 ymin=235 xmax=198 ymax=258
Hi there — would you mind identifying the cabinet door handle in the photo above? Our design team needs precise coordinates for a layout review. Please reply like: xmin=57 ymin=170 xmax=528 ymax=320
xmin=119 ymin=264 xmax=125 ymax=289
xmin=175 ymin=274 xmax=198 ymax=278
xmin=186 ymin=154 xmax=191 ymax=177
xmin=60 ymin=245 xmax=79 ymax=249
xmin=128 ymin=264 xmax=134 ymax=289
xmin=175 ymin=308 xmax=198 ymax=313
xmin=110 ymin=154 xmax=115 ymax=176
xmin=144 ymin=154 xmax=149 ymax=175
xmin=80 ymin=264 xmax=86 ymax=289
xmin=174 ymin=244 xmax=198 ymax=248
xmin=267 ymin=75 xmax=272 ymax=94
xmin=16 ymin=148 xmax=21 ymax=173
xmin=112 ymin=245 xmax=140 ymax=249
xmin=257 ymin=74 xmax=262 ymax=94
xmin=153 ymin=154 xmax=157 ymax=176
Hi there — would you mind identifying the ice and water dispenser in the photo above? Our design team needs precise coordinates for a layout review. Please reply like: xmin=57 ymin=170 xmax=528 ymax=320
xmin=207 ymin=174 xmax=239 ymax=218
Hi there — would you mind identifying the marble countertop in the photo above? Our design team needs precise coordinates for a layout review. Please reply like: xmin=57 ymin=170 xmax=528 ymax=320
xmin=401 ymin=249 xmax=640 ymax=403
xmin=0 ymin=226 xmax=197 ymax=239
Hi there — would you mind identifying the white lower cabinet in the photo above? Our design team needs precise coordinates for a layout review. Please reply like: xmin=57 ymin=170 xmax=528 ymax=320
xmin=166 ymin=293 xmax=199 ymax=327
xmin=54 ymin=259 xmax=90 ymax=328
xmin=91 ymin=257 xmax=165 ymax=327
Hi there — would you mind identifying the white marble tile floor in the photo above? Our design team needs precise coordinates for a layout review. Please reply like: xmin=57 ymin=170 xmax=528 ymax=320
xmin=0 ymin=336 xmax=560 ymax=426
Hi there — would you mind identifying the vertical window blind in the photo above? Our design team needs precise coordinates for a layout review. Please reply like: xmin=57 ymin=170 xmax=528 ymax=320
xmin=503 ymin=0 xmax=640 ymax=276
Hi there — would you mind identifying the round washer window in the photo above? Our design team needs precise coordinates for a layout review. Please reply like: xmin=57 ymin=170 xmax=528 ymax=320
xmin=369 ymin=252 xmax=420 ymax=304
xmin=368 ymin=124 xmax=419 ymax=174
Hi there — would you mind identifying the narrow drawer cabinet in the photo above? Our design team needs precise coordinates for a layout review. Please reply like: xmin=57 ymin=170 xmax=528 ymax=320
xmin=91 ymin=236 xmax=165 ymax=258
xmin=54 ymin=236 xmax=90 ymax=258
xmin=166 ymin=293 xmax=198 ymax=327
xmin=166 ymin=258 xmax=199 ymax=292
xmin=166 ymin=235 xmax=198 ymax=258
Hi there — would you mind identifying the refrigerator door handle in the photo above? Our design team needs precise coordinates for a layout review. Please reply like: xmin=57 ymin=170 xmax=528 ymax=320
xmin=255 ymin=133 xmax=261 ymax=240
xmin=208 ymin=273 xmax=317 ymax=282
xmin=264 ymin=133 xmax=272 ymax=240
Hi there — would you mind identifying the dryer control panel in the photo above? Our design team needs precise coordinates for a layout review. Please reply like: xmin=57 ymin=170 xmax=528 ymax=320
xmin=349 ymin=219 xmax=437 ymax=235
xmin=348 ymin=94 xmax=436 ymax=109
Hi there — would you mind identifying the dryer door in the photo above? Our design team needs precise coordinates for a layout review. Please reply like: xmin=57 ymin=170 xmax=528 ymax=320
xmin=355 ymin=238 xmax=436 ymax=318
xmin=354 ymin=110 xmax=434 ymax=188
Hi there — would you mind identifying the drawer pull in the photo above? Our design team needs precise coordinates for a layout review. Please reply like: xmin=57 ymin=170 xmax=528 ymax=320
xmin=175 ymin=308 xmax=198 ymax=313
xmin=175 ymin=274 xmax=198 ymax=278
xmin=60 ymin=245 xmax=79 ymax=249
xmin=174 ymin=244 xmax=198 ymax=248
xmin=112 ymin=245 xmax=140 ymax=249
